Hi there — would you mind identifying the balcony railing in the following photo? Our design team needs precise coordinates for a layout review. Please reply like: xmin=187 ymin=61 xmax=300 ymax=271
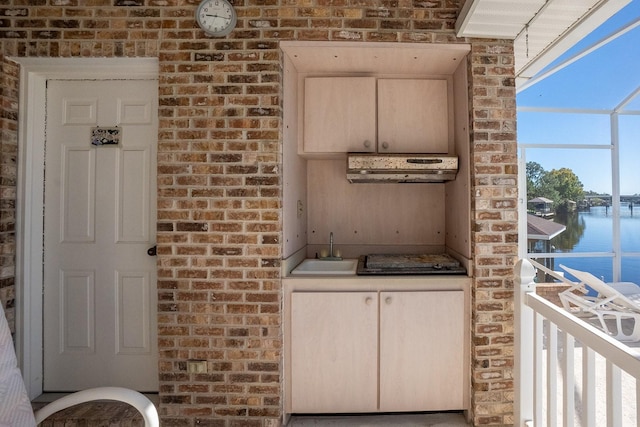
xmin=515 ymin=258 xmax=640 ymax=427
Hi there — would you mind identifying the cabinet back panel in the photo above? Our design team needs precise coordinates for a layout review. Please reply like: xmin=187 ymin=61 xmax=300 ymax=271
xmin=307 ymin=160 xmax=445 ymax=246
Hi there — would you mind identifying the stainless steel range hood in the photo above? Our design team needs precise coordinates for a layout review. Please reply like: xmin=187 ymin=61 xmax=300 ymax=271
xmin=347 ymin=153 xmax=458 ymax=183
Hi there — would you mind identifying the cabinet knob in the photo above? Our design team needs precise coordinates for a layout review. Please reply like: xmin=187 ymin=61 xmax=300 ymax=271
xmin=381 ymin=141 xmax=389 ymax=150
xmin=363 ymin=140 xmax=371 ymax=148
xmin=365 ymin=297 xmax=373 ymax=305
xmin=385 ymin=297 xmax=392 ymax=305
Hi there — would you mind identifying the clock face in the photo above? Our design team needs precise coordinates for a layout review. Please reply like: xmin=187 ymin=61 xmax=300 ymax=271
xmin=196 ymin=0 xmax=237 ymax=37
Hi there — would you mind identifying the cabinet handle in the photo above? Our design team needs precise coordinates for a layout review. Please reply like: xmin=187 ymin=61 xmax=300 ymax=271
xmin=365 ymin=297 xmax=373 ymax=305
xmin=363 ymin=140 xmax=371 ymax=148
xmin=385 ymin=297 xmax=392 ymax=305
xmin=381 ymin=141 xmax=389 ymax=150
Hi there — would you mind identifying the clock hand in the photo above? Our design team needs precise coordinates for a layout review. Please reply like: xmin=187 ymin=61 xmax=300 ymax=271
xmin=204 ymin=13 xmax=230 ymax=20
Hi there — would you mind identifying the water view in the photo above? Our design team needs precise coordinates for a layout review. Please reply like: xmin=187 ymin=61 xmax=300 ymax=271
xmin=539 ymin=204 xmax=640 ymax=284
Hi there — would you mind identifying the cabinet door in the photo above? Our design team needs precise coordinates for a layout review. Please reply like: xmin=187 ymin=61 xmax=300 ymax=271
xmin=379 ymin=290 xmax=464 ymax=412
xmin=377 ymin=79 xmax=449 ymax=153
xmin=291 ymin=291 xmax=378 ymax=413
xmin=303 ymin=77 xmax=376 ymax=154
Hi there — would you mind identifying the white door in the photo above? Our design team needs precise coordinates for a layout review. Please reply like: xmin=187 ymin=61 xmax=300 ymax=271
xmin=43 ymin=79 xmax=158 ymax=391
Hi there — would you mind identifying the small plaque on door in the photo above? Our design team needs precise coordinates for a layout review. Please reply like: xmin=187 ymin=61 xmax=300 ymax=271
xmin=91 ymin=127 xmax=121 ymax=146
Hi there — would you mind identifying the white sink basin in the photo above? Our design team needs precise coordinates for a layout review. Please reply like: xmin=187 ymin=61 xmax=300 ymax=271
xmin=290 ymin=259 xmax=358 ymax=275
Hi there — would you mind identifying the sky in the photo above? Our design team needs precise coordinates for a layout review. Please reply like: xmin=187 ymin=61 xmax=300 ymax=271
xmin=516 ymin=0 xmax=640 ymax=195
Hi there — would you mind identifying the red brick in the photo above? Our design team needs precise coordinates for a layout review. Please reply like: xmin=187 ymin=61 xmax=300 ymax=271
xmin=0 ymin=4 xmax=519 ymax=426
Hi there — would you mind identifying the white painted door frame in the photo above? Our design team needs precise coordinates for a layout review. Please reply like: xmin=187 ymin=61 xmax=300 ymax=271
xmin=13 ymin=57 xmax=158 ymax=399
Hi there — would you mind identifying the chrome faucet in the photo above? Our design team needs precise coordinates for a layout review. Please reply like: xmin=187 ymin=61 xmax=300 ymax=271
xmin=329 ymin=232 xmax=334 ymax=258
xmin=318 ymin=232 xmax=342 ymax=260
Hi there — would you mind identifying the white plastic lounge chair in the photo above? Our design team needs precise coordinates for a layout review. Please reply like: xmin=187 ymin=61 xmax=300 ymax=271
xmin=0 ymin=304 xmax=159 ymax=427
xmin=33 ymin=386 xmax=159 ymax=426
xmin=607 ymin=281 xmax=640 ymax=303
xmin=558 ymin=264 xmax=640 ymax=342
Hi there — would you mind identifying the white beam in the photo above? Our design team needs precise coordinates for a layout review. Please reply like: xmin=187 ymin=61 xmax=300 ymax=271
xmin=517 ymin=0 xmax=635 ymax=91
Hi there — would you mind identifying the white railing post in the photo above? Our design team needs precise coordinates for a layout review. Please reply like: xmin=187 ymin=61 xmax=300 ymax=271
xmin=515 ymin=258 xmax=537 ymax=427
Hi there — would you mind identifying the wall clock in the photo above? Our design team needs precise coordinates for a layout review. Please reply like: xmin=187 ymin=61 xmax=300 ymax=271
xmin=195 ymin=0 xmax=237 ymax=37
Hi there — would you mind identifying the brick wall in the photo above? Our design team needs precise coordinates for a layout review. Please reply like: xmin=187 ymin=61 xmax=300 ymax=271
xmin=536 ymin=283 xmax=573 ymax=307
xmin=0 ymin=1 xmax=518 ymax=426
xmin=0 ymin=54 xmax=19 ymax=332
xmin=467 ymin=41 xmax=518 ymax=425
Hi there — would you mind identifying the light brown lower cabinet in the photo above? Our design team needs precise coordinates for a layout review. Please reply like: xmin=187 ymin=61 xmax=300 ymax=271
xmin=290 ymin=290 xmax=464 ymax=414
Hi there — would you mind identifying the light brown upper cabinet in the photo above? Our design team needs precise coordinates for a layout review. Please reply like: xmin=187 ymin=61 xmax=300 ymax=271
xmin=303 ymin=76 xmax=449 ymax=155
xmin=377 ymin=79 xmax=448 ymax=154
xmin=303 ymin=77 xmax=377 ymax=154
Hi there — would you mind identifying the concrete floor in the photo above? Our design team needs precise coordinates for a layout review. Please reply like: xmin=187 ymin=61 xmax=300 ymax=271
xmin=33 ymin=394 xmax=470 ymax=426
xmin=287 ymin=412 xmax=471 ymax=426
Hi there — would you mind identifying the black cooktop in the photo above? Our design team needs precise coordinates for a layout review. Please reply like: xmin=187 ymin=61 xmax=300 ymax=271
xmin=356 ymin=253 xmax=467 ymax=276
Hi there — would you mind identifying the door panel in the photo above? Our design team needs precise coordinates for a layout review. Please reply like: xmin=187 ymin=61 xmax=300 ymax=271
xmin=60 ymin=270 xmax=95 ymax=352
xmin=62 ymin=147 xmax=96 ymax=242
xmin=118 ymin=148 xmax=151 ymax=242
xmin=44 ymin=79 xmax=158 ymax=391
xmin=291 ymin=292 xmax=378 ymax=413
xmin=116 ymin=271 xmax=151 ymax=354
xmin=379 ymin=291 xmax=464 ymax=412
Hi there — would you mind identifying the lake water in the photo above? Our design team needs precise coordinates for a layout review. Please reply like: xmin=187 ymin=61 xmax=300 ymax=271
xmin=543 ymin=204 xmax=640 ymax=284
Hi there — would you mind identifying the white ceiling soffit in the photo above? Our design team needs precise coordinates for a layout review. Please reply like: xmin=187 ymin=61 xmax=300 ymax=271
xmin=456 ymin=0 xmax=548 ymax=39
xmin=456 ymin=0 xmax=630 ymax=89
